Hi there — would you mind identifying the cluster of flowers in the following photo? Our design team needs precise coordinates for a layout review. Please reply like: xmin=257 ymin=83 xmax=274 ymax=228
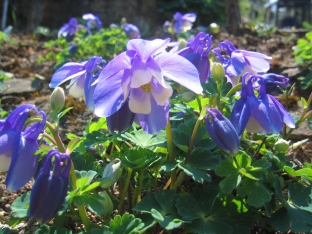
xmin=50 ymin=31 xmax=295 ymax=154
xmin=0 ymin=104 xmax=70 ymax=223
xmin=58 ymin=13 xmax=141 ymax=55
xmin=0 ymin=12 xmax=296 ymax=224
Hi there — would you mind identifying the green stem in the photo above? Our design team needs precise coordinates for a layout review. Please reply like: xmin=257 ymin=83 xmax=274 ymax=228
xmin=118 ymin=168 xmax=132 ymax=213
xmin=196 ymin=96 xmax=202 ymax=112
xmin=165 ymin=119 xmax=176 ymax=189
xmin=132 ymin=170 xmax=144 ymax=205
xmin=173 ymin=171 xmax=185 ymax=190
xmin=220 ymin=83 xmax=242 ymax=110
xmin=184 ymin=115 xmax=202 ymax=165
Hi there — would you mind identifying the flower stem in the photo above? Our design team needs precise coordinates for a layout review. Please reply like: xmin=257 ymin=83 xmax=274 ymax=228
xmin=118 ymin=167 xmax=132 ymax=213
xmin=165 ymin=119 xmax=176 ymax=189
xmin=220 ymin=83 xmax=242 ymax=110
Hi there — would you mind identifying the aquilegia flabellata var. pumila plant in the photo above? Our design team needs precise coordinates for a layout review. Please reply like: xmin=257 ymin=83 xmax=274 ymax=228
xmin=3 ymin=23 xmax=312 ymax=234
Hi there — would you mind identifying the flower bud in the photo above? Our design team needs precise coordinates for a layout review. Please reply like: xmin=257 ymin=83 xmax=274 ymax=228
xmin=99 ymin=192 xmax=114 ymax=217
xmin=50 ymin=87 xmax=65 ymax=113
xmin=182 ymin=91 xmax=196 ymax=103
xmin=274 ymin=139 xmax=289 ymax=153
xmin=205 ymin=108 xmax=240 ymax=155
xmin=211 ymin=63 xmax=225 ymax=83
xmin=210 ymin=22 xmax=220 ymax=34
xmin=102 ymin=159 xmax=123 ymax=188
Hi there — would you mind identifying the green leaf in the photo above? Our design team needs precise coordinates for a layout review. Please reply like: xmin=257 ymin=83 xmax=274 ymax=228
xmin=237 ymin=179 xmax=271 ymax=208
xmin=109 ymin=213 xmax=144 ymax=234
xmin=73 ymin=193 xmax=105 ymax=215
xmin=176 ymin=187 xmax=254 ymax=234
xmin=75 ymin=170 xmax=98 ymax=189
xmin=202 ymin=78 xmax=218 ymax=95
xmin=172 ymin=119 xmax=212 ymax=152
xmin=66 ymin=137 xmax=81 ymax=155
xmin=215 ymin=159 xmax=241 ymax=194
xmin=161 ymin=160 xmax=179 ymax=172
xmin=178 ymin=148 xmax=220 ymax=183
xmin=35 ymin=224 xmax=72 ymax=234
xmin=10 ymin=192 xmax=30 ymax=219
xmin=133 ymin=190 xmax=183 ymax=230
xmin=289 ymin=183 xmax=312 ymax=213
xmin=187 ymin=95 xmax=209 ymax=112
xmin=270 ymin=205 xmax=312 ymax=233
xmin=284 ymin=166 xmax=312 ymax=181
xmin=122 ymin=148 xmax=163 ymax=170
xmin=121 ymin=129 xmax=165 ymax=148
xmin=57 ymin=107 xmax=73 ymax=119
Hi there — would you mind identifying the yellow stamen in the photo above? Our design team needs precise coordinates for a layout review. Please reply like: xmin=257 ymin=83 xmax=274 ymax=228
xmin=140 ymin=82 xmax=153 ymax=93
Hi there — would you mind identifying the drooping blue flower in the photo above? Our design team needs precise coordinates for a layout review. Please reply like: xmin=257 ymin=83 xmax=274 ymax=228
xmin=93 ymin=38 xmax=202 ymax=134
xmin=58 ymin=18 xmax=79 ymax=42
xmin=68 ymin=43 xmax=78 ymax=56
xmin=213 ymin=40 xmax=272 ymax=85
xmin=123 ymin=23 xmax=141 ymax=39
xmin=173 ymin=12 xmax=197 ymax=34
xmin=0 ymin=104 xmax=46 ymax=191
xmin=49 ymin=56 xmax=105 ymax=110
xmin=29 ymin=149 xmax=71 ymax=224
xmin=83 ymin=13 xmax=103 ymax=30
xmin=230 ymin=73 xmax=295 ymax=136
xmin=204 ymin=108 xmax=240 ymax=155
xmin=178 ymin=32 xmax=212 ymax=82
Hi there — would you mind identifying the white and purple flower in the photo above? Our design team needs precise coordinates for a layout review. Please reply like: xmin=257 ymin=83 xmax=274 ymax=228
xmin=173 ymin=12 xmax=197 ymax=34
xmin=93 ymin=38 xmax=202 ymax=134
xmin=49 ymin=56 xmax=105 ymax=110
xmin=83 ymin=13 xmax=103 ymax=30
xmin=213 ymin=40 xmax=272 ymax=85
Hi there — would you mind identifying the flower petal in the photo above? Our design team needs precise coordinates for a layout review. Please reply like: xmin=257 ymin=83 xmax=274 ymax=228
xmin=136 ymin=97 xmax=169 ymax=134
xmin=182 ymin=13 xmax=197 ymax=22
xmin=230 ymin=98 xmax=251 ymax=136
xmin=146 ymin=57 xmax=170 ymax=88
xmin=130 ymin=56 xmax=152 ymax=88
xmin=129 ymin=88 xmax=151 ymax=114
xmin=67 ymin=76 xmax=85 ymax=98
xmin=155 ymin=52 xmax=202 ymax=94
xmin=94 ymin=71 xmax=125 ymax=117
xmin=6 ymin=136 xmax=39 ymax=191
xmin=268 ymin=94 xmax=296 ymax=128
xmin=127 ymin=38 xmax=170 ymax=63
xmin=94 ymin=52 xmax=131 ymax=83
xmin=49 ymin=62 xmax=86 ymax=88
xmin=151 ymin=79 xmax=172 ymax=105
xmin=230 ymin=51 xmax=246 ymax=75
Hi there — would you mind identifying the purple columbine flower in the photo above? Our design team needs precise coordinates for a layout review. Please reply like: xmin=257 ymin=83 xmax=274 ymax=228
xmin=83 ymin=13 xmax=103 ymax=30
xmin=173 ymin=12 xmax=197 ymax=34
xmin=123 ymin=23 xmax=141 ymax=39
xmin=29 ymin=149 xmax=71 ymax=224
xmin=230 ymin=73 xmax=295 ymax=136
xmin=49 ymin=56 xmax=105 ymax=110
xmin=178 ymin=32 xmax=212 ymax=82
xmin=213 ymin=40 xmax=272 ymax=85
xmin=0 ymin=104 xmax=46 ymax=191
xmin=93 ymin=38 xmax=202 ymax=134
xmin=204 ymin=108 xmax=240 ymax=155
xmin=58 ymin=18 xmax=79 ymax=42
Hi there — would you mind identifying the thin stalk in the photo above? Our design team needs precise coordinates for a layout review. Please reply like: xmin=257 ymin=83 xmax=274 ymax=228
xmin=132 ymin=170 xmax=144 ymax=205
xmin=196 ymin=96 xmax=202 ymax=112
xmin=184 ymin=116 xmax=202 ymax=165
xmin=253 ymin=136 xmax=267 ymax=159
xmin=118 ymin=168 xmax=133 ymax=213
xmin=165 ymin=119 xmax=176 ymax=189
xmin=220 ymin=83 xmax=242 ymax=110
